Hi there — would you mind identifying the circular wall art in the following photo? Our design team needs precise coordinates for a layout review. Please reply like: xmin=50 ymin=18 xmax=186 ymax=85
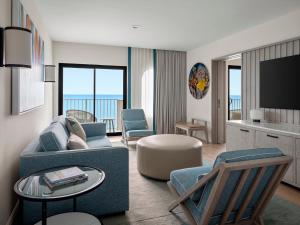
xmin=188 ymin=63 xmax=210 ymax=99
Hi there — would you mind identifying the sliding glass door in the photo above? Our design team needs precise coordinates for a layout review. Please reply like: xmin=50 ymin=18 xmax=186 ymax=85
xmin=95 ymin=69 xmax=124 ymax=133
xmin=59 ymin=63 xmax=127 ymax=135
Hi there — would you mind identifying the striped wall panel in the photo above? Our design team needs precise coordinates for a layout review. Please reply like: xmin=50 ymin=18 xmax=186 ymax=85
xmin=242 ymin=38 xmax=300 ymax=125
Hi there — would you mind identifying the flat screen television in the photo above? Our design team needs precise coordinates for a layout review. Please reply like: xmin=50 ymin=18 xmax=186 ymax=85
xmin=260 ymin=55 xmax=300 ymax=110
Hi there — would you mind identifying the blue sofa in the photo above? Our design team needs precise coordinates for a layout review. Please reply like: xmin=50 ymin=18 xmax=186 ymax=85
xmin=19 ymin=116 xmax=129 ymax=225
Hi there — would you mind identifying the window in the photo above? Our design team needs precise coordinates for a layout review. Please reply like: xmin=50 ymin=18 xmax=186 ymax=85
xmin=228 ymin=65 xmax=241 ymax=120
xmin=59 ymin=63 xmax=127 ymax=135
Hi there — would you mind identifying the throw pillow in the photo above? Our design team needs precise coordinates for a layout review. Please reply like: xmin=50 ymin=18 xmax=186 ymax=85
xmin=67 ymin=133 xmax=88 ymax=150
xmin=66 ymin=117 xmax=87 ymax=141
xmin=124 ymin=120 xmax=147 ymax=131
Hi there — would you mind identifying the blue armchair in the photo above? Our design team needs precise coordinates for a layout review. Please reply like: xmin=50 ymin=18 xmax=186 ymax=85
xmin=121 ymin=109 xmax=153 ymax=145
xmin=168 ymin=148 xmax=292 ymax=225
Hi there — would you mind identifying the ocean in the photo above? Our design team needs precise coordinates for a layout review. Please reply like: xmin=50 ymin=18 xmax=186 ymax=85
xmin=63 ymin=94 xmax=241 ymax=120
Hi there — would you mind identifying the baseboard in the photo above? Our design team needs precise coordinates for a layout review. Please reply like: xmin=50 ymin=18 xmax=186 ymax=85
xmin=5 ymin=200 xmax=19 ymax=225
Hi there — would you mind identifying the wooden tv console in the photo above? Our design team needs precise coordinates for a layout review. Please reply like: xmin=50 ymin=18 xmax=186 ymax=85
xmin=226 ymin=120 xmax=300 ymax=188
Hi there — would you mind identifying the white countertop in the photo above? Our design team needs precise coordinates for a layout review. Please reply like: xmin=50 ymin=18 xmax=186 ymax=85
xmin=227 ymin=120 xmax=300 ymax=138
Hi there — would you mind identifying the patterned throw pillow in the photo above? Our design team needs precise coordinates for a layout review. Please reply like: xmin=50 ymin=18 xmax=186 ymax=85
xmin=67 ymin=133 xmax=88 ymax=150
xmin=66 ymin=117 xmax=87 ymax=141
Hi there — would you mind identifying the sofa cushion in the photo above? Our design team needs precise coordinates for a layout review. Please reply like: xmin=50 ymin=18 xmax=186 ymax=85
xmin=86 ymin=136 xmax=112 ymax=148
xmin=67 ymin=133 xmax=89 ymax=150
xmin=126 ymin=129 xmax=153 ymax=137
xmin=40 ymin=122 xmax=69 ymax=151
xmin=124 ymin=120 xmax=147 ymax=131
xmin=66 ymin=117 xmax=86 ymax=141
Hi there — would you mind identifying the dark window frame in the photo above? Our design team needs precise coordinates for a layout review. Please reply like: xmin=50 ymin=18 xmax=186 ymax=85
xmin=228 ymin=65 xmax=241 ymax=120
xmin=58 ymin=63 xmax=127 ymax=136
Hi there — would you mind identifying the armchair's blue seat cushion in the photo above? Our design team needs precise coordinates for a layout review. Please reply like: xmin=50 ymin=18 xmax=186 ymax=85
xmin=126 ymin=130 xmax=153 ymax=137
xmin=170 ymin=166 xmax=212 ymax=202
xmin=86 ymin=136 xmax=112 ymax=148
xmin=39 ymin=122 xmax=69 ymax=151
xmin=124 ymin=120 xmax=147 ymax=131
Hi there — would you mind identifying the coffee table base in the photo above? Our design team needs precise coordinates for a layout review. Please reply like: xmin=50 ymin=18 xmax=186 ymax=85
xmin=34 ymin=212 xmax=101 ymax=225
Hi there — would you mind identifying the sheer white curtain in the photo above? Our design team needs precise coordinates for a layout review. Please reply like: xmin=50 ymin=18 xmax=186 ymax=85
xmin=131 ymin=48 xmax=154 ymax=129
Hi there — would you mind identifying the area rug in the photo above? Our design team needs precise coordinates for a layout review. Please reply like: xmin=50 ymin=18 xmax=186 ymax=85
xmin=102 ymin=144 xmax=300 ymax=225
xmin=264 ymin=196 xmax=300 ymax=225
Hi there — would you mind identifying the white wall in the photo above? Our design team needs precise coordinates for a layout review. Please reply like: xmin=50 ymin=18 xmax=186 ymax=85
xmin=52 ymin=41 xmax=128 ymax=115
xmin=0 ymin=0 xmax=53 ymax=225
xmin=187 ymin=9 xmax=300 ymax=142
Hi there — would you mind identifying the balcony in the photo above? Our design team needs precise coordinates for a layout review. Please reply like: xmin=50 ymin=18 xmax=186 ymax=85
xmin=63 ymin=98 xmax=124 ymax=133
xmin=229 ymin=98 xmax=241 ymax=120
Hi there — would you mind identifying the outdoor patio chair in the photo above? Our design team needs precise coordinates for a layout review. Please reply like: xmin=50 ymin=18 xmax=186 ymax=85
xmin=66 ymin=109 xmax=97 ymax=123
xmin=168 ymin=148 xmax=292 ymax=225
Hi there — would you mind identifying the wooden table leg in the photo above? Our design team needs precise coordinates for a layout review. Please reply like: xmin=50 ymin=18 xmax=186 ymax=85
xmin=73 ymin=197 xmax=77 ymax=212
xmin=111 ymin=119 xmax=115 ymax=133
xmin=42 ymin=201 xmax=47 ymax=225
xmin=19 ymin=199 xmax=24 ymax=225
xmin=205 ymin=126 xmax=209 ymax=143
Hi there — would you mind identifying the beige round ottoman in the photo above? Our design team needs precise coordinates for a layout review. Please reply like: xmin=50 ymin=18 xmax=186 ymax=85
xmin=136 ymin=134 xmax=203 ymax=180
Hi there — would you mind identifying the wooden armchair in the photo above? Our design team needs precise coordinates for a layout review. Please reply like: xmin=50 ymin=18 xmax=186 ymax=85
xmin=168 ymin=148 xmax=292 ymax=225
xmin=121 ymin=109 xmax=153 ymax=145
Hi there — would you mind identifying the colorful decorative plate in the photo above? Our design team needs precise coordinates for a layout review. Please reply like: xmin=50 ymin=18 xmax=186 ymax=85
xmin=188 ymin=63 xmax=210 ymax=99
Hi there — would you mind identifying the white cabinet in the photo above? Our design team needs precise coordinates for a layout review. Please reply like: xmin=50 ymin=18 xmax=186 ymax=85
xmin=226 ymin=121 xmax=300 ymax=188
xmin=226 ymin=125 xmax=255 ymax=151
xmin=296 ymin=139 xmax=300 ymax=186
xmin=255 ymin=131 xmax=295 ymax=184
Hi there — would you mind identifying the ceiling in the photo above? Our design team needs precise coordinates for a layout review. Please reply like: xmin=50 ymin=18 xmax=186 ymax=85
xmin=34 ymin=0 xmax=300 ymax=51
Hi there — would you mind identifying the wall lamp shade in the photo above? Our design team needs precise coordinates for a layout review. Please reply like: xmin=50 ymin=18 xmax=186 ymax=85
xmin=4 ymin=27 xmax=32 ymax=68
xmin=44 ymin=65 xmax=56 ymax=82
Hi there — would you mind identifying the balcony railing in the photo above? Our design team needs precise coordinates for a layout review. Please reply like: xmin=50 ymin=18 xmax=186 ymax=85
xmin=229 ymin=98 xmax=241 ymax=120
xmin=229 ymin=98 xmax=241 ymax=112
xmin=63 ymin=98 xmax=124 ymax=132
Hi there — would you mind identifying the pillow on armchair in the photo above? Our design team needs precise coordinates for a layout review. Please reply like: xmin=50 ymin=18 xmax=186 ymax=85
xmin=124 ymin=120 xmax=147 ymax=131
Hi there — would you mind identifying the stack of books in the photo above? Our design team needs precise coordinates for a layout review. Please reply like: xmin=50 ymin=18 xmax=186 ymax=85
xmin=43 ymin=167 xmax=88 ymax=189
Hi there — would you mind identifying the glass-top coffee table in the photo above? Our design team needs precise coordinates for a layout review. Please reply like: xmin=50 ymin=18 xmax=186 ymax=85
xmin=14 ymin=166 xmax=105 ymax=225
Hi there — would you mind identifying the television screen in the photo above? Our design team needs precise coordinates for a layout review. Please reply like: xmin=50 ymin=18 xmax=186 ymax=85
xmin=260 ymin=55 xmax=300 ymax=110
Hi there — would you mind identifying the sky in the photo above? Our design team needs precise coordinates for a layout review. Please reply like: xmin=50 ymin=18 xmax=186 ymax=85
xmin=63 ymin=68 xmax=123 ymax=95
xmin=63 ymin=66 xmax=241 ymax=97
xmin=229 ymin=68 xmax=241 ymax=96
